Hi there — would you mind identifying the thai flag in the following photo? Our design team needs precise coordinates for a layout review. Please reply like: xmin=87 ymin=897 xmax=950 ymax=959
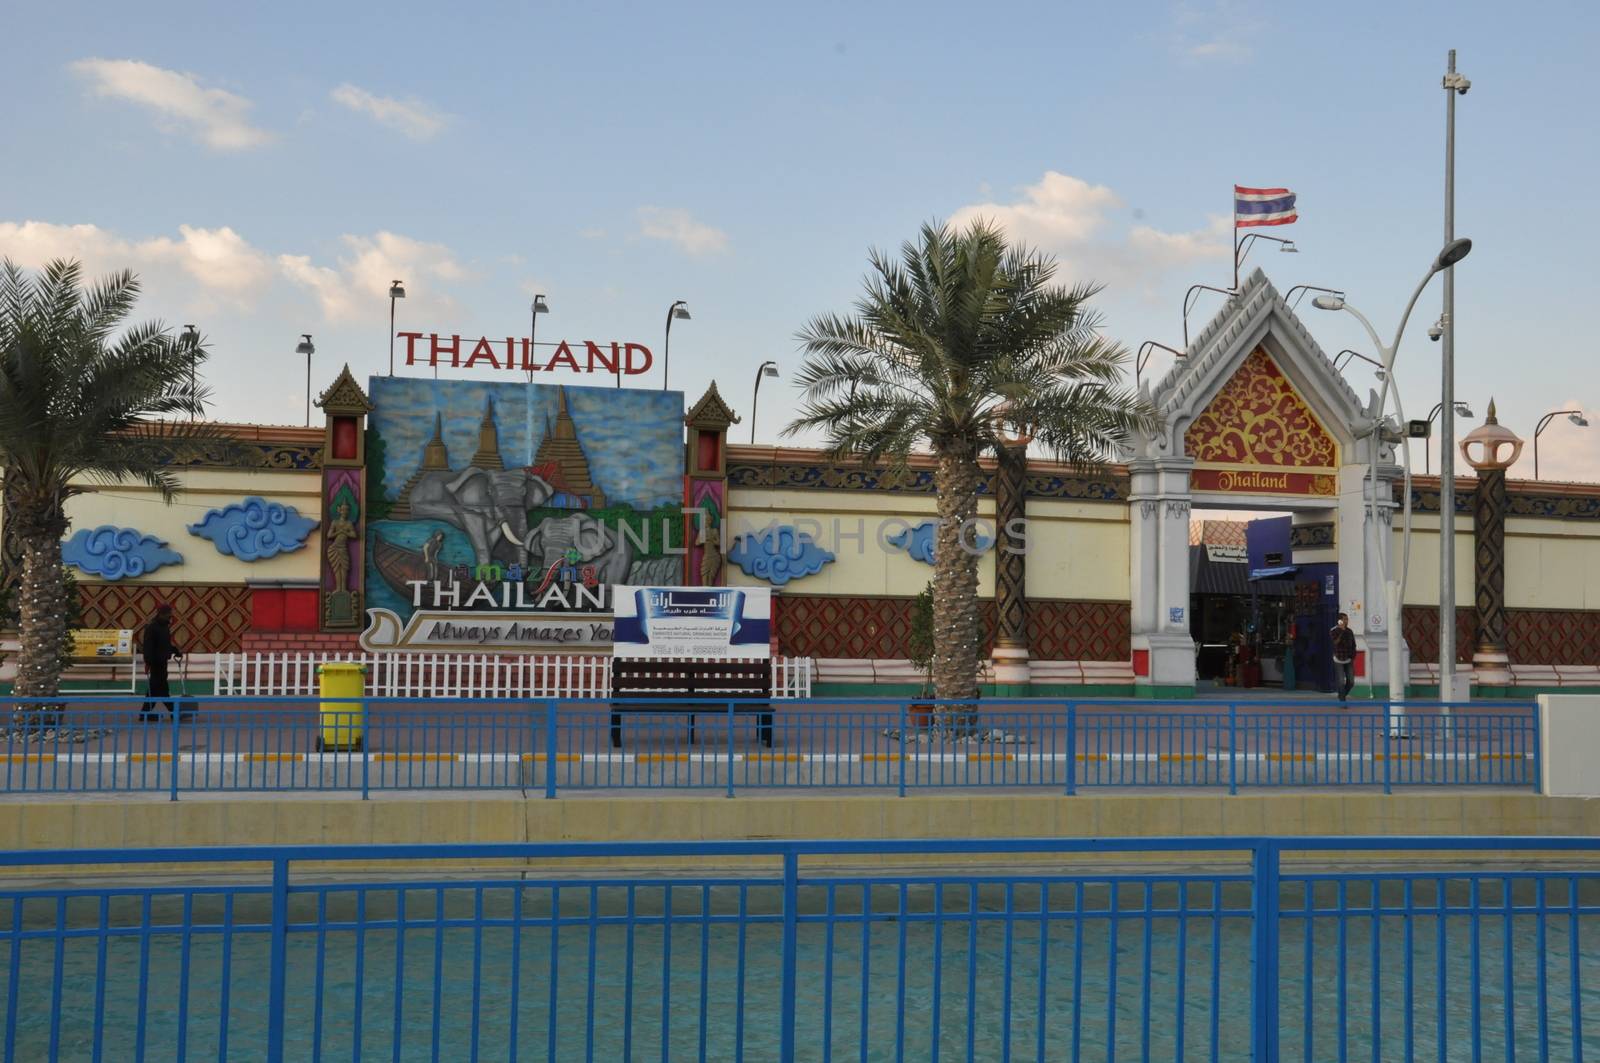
xmin=1235 ymin=185 xmax=1297 ymax=228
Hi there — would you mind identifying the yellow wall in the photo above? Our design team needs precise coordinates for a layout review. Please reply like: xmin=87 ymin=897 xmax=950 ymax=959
xmin=725 ymin=488 xmax=1129 ymax=602
xmin=57 ymin=468 xmax=323 ymax=585
xmin=1395 ymin=516 xmax=1600 ymax=610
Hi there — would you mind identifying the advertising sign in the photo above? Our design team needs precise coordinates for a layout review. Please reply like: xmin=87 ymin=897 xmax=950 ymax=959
xmin=612 ymin=586 xmax=771 ymax=659
xmin=70 ymin=629 xmax=133 ymax=659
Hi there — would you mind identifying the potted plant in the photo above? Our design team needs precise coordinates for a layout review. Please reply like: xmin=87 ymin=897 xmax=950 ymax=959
xmin=906 ymin=582 xmax=935 ymax=727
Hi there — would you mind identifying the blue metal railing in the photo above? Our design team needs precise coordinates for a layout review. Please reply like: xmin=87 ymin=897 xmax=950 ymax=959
xmin=0 ymin=836 xmax=1594 ymax=1061
xmin=0 ymin=696 xmax=1538 ymax=797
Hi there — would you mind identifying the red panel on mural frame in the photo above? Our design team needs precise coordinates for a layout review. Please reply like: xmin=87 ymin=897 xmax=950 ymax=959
xmin=250 ymin=588 xmax=285 ymax=631
xmin=331 ymin=417 xmax=359 ymax=460
xmin=1132 ymin=649 xmax=1150 ymax=677
xmin=1354 ymin=650 xmax=1366 ymax=678
xmin=284 ymin=590 xmax=320 ymax=631
xmin=696 ymin=431 xmax=720 ymax=473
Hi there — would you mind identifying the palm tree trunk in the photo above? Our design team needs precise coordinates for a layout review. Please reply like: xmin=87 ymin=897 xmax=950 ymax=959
xmin=931 ymin=447 xmax=982 ymax=723
xmin=15 ymin=531 xmax=67 ymax=708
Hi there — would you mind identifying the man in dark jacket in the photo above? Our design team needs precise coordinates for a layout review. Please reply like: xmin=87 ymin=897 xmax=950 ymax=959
xmin=140 ymin=603 xmax=184 ymax=721
xmin=1330 ymin=612 xmax=1357 ymax=704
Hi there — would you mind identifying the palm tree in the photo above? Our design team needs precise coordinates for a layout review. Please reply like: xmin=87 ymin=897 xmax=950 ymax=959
xmin=786 ymin=219 xmax=1158 ymax=705
xmin=0 ymin=259 xmax=216 ymax=705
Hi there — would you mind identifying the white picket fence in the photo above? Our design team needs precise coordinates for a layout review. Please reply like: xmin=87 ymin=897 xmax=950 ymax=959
xmin=214 ymin=652 xmax=815 ymax=700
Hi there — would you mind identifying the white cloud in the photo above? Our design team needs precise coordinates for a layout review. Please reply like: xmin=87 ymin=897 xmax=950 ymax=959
xmin=636 ymin=207 xmax=729 ymax=256
xmin=329 ymin=83 xmax=449 ymax=141
xmin=279 ymin=231 xmax=465 ymax=322
xmin=949 ymin=170 xmax=1229 ymax=289
xmin=952 ymin=172 xmax=1121 ymax=246
xmin=69 ymin=58 xmax=271 ymax=150
xmin=0 ymin=220 xmax=271 ymax=302
xmin=1169 ymin=1 xmax=1258 ymax=63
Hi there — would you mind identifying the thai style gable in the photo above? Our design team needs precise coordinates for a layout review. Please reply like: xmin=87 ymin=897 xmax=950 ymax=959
xmin=1134 ymin=268 xmax=1383 ymax=469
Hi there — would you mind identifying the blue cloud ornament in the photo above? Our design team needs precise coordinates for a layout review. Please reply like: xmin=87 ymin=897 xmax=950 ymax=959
xmin=886 ymin=520 xmax=993 ymax=565
xmin=728 ymin=525 xmax=835 ymax=586
xmin=188 ymin=496 xmax=319 ymax=560
xmin=62 ymin=526 xmax=183 ymax=580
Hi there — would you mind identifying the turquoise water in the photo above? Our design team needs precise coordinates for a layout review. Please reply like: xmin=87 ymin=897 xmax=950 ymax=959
xmin=4 ymin=878 xmax=1598 ymax=1061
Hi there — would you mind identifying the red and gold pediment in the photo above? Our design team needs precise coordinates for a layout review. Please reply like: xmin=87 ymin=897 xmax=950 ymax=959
xmin=1185 ymin=348 xmax=1337 ymax=496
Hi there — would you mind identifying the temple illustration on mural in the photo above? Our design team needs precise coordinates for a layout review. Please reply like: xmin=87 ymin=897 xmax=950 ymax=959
xmin=363 ymin=378 xmax=687 ymax=626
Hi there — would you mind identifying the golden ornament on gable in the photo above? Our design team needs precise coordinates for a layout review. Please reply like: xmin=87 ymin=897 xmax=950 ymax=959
xmin=1184 ymin=349 xmax=1338 ymax=469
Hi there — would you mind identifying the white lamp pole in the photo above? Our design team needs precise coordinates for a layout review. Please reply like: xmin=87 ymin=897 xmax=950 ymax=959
xmin=1312 ymin=237 xmax=1472 ymax=732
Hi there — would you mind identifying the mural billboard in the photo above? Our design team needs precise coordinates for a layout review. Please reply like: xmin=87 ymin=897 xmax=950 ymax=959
xmin=360 ymin=378 xmax=685 ymax=651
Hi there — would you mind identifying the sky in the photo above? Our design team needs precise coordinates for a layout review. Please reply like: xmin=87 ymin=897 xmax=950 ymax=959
xmin=3 ymin=0 xmax=1599 ymax=481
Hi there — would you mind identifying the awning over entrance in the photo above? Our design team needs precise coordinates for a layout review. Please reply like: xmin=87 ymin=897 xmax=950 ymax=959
xmin=1190 ymin=546 xmax=1298 ymax=597
xmin=1249 ymin=565 xmax=1299 ymax=581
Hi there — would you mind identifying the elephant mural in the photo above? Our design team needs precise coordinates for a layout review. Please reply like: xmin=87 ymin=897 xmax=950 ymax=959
xmin=502 ymin=513 xmax=634 ymax=586
xmin=407 ymin=467 xmax=554 ymax=566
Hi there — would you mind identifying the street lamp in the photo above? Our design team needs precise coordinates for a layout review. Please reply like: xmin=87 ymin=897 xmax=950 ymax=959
xmin=182 ymin=324 xmax=199 ymax=420
xmin=529 ymin=294 xmax=549 ymax=383
xmin=1182 ymin=284 xmax=1235 ymax=347
xmin=1235 ymin=233 xmax=1297 ymax=280
xmin=1312 ymin=236 xmax=1472 ymax=731
xmin=295 ymin=334 xmax=315 ymax=427
xmin=1437 ymin=49 xmax=1471 ymax=705
xmin=1333 ymin=349 xmax=1386 ymax=378
xmin=750 ymin=361 xmax=779 ymax=444
xmin=1424 ymin=401 xmax=1475 ymax=474
xmin=1134 ymin=340 xmax=1184 ymax=392
xmin=662 ymin=300 xmax=690 ymax=391
xmin=1285 ymin=285 xmax=1346 ymax=311
xmin=1533 ymin=409 xmax=1589 ymax=479
xmin=387 ymin=280 xmax=406 ymax=375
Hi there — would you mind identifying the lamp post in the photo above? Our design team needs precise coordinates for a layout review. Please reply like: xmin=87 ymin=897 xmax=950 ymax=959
xmin=662 ymin=300 xmax=690 ymax=391
xmin=1424 ymin=401 xmax=1474 ymax=475
xmin=387 ymin=280 xmax=406 ymax=375
xmin=182 ymin=324 xmax=199 ymax=420
xmin=1284 ymin=285 xmax=1346 ymax=311
xmin=1235 ymin=233 xmax=1297 ymax=282
xmin=1461 ymin=402 xmax=1523 ymax=687
xmin=1312 ymin=236 xmax=1473 ymax=730
xmin=295 ymin=334 xmax=315 ymax=427
xmin=992 ymin=407 xmax=1034 ymax=694
xmin=1438 ymin=48 xmax=1471 ymax=704
xmin=750 ymin=361 xmax=779 ymax=444
xmin=529 ymin=294 xmax=549 ymax=383
xmin=1134 ymin=341 xmax=1184 ymax=392
xmin=1533 ymin=409 xmax=1589 ymax=479
xmin=1182 ymin=284 xmax=1236 ymax=347
xmin=1333 ymin=349 xmax=1387 ymax=377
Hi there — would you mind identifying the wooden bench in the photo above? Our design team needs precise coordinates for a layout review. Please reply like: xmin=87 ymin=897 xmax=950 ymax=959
xmin=609 ymin=658 xmax=773 ymax=748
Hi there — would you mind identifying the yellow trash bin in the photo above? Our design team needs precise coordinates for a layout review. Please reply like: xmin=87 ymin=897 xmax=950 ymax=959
xmin=317 ymin=663 xmax=366 ymax=752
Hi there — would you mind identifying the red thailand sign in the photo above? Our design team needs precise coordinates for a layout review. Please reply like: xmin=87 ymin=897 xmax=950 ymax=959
xmin=396 ymin=332 xmax=653 ymax=376
xmin=1191 ymin=467 xmax=1336 ymax=496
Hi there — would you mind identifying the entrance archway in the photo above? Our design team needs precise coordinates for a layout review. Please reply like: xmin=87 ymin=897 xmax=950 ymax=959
xmin=1127 ymin=270 xmax=1401 ymax=698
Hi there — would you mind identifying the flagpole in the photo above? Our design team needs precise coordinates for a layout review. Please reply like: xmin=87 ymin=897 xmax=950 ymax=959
xmin=1232 ymin=186 xmax=1239 ymax=291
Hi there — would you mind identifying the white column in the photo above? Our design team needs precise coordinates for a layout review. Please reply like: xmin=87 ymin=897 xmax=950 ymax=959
xmin=1128 ymin=457 xmax=1196 ymax=693
xmin=1336 ymin=458 xmax=1400 ymax=697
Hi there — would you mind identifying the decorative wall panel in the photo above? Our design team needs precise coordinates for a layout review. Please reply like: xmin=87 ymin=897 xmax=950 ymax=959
xmin=727 ymin=461 xmax=1126 ymax=501
xmin=77 ymin=584 xmax=252 ymax=652
xmin=1402 ymin=605 xmax=1600 ymax=666
xmin=775 ymin=595 xmax=1130 ymax=661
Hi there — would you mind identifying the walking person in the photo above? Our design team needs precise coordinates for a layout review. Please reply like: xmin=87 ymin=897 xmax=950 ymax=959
xmin=140 ymin=602 xmax=185 ymax=721
xmin=1330 ymin=612 xmax=1357 ymax=705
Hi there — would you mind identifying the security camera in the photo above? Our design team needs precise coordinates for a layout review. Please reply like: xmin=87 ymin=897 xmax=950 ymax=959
xmin=1444 ymin=72 xmax=1470 ymax=95
xmin=1427 ymin=325 xmax=1444 ymax=342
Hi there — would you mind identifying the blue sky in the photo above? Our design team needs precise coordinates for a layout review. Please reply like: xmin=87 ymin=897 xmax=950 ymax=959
xmin=4 ymin=0 xmax=1598 ymax=479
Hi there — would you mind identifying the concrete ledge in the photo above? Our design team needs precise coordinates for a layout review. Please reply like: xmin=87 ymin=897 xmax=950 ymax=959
xmin=0 ymin=790 xmax=1595 ymax=878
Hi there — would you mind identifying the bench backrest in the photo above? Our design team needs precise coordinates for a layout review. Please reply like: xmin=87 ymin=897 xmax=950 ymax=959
xmin=611 ymin=658 xmax=771 ymax=698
